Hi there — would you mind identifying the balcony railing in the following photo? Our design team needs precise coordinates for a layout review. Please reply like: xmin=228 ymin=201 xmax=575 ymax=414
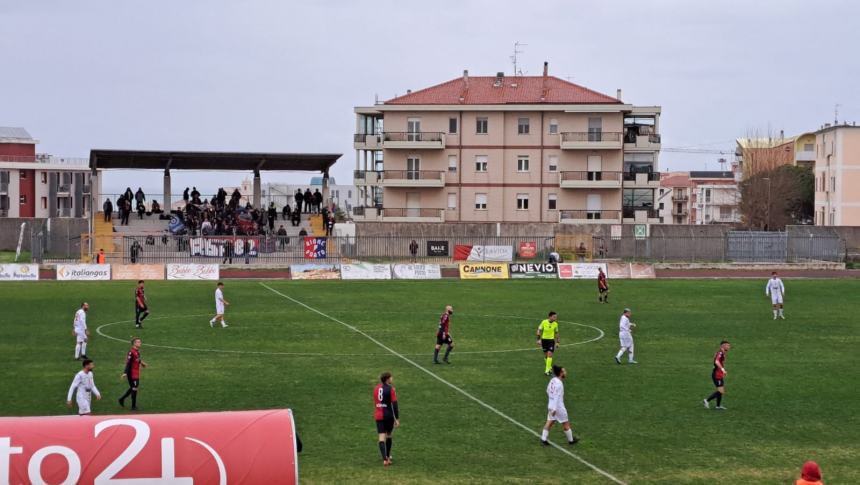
xmin=560 ymin=171 xmax=622 ymax=182
xmin=672 ymin=207 xmax=688 ymax=215
xmin=57 ymin=184 xmax=71 ymax=193
xmin=382 ymin=170 xmax=444 ymax=181
xmin=354 ymin=133 xmax=381 ymax=143
xmin=354 ymin=170 xmax=368 ymax=180
xmin=624 ymin=132 xmax=661 ymax=144
xmin=623 ymin=206 xmax=659 ymax=218
xmin=560 ymin=132 xmax=622 ymax=142
xmin=673 ymin=194 xmax=689 ymax=201
xmin=382 ymin=208 xmax=443 ymax=218
xmin=623 ymin=171 xmax=661 ymax=182
xmin=382 ymin=132 xmax=445 ymax=143
xmin=559 ymin=210 xmax=621 ymax=221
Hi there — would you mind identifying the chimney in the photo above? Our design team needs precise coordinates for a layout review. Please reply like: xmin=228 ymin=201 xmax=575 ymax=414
xmin=779 ymin=129 xmax=784 ymax=140
xmin=463 ymin=69 xmax=468 ymax=83
xmin=616 ymin=89 xmax=622 ymax=101
xmin=543 ymin=61 xmax=548 ymax=77
xmin=494 ymin=72 xmax=504 ymax=87
xmin=406 ymin=89 xmax=412 ymax=95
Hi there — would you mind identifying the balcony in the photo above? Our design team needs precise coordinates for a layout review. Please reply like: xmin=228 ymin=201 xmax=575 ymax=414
xmin=56 ymin=184 xmax=71 ymax=194
xmin=353 ymin=170 xmax=381 ymax=186
xmin=559 ymin=210 xmax=622 ymax=224
xmin=560 ymin=132 xmax=622 ymax=150
xmin=353 ymin=133 xmax=383 ymax=150
xmin=622 ymin=171 xmax=661 ymax=188
xmin=352 ymin=206 xmax=445 ymax=223
xmin=623 ymin=133 xmax=662 ymax=151
xmin=795 ymin=150 xmax=815 ymax=162
xmin=82 ymin=184 xmax=91 ymax=194
xmin=622 ymin=206 xmax=661 ymax=224
xmin=382 ymin=132 xmax=445 ymax=150
xmin=381 ymin=170 xmax=445 ymax=188
xmin=559 ymin=171 xmax=622 ymax=189
xmin=673 ymin=194 xmax=689 ymax=202
xmin=672 ymin=206 xmax=688 ymax=216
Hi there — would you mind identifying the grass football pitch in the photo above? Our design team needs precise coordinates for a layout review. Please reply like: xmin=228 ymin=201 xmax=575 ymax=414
xmin=0 ymin=279 xmax=858 ymax=484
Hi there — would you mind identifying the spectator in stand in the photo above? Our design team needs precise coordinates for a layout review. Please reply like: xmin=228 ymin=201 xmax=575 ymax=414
xmin=298 ymin=227 xmax=308 ymax=236
xmin=303 ymin=188 xmax=312 ymax=213
xmin=136 ymin=201 xmax=146 ymax=219
xmin=795 ymin=461 xmax=823 ymax=485
xmin=201 ymin=218 xmax=213 ymax=236
xmin=96 ymin=248 xmax=106 ymax=264
xmin=183 ymin=187 xmax=190 ymax=203
xmin=409 ymin=239 xmax=418 ymax=262
xmin=103 ymin=198 xmax=113 ymax=222
xmin=124 ymin=187 xmax=134 ymax=202
xmin=294 ymin=189 xmax=303 ymax=214
xmin=277 ymin=225 xmax=288 ymax=250
xmin=291 ymin=208 xmax=301 ymax=227
xmin=325 ymin=213 xmax=335 ymax=237
xmin=576 ymin=242 xmax=587 ymax=261
xmin=282 ymin=203 xmax=291 ymax=221
xmin=267 ymin=203 xmax=277 ymax=232
xmin=313 ymin=189 xmax=323 ymax=213
xmin=222 ymin=239 xmax=234 ymax=264
xmin=243 ymin=238 xmax=251 ymax=265
xmin=548 ymin=249 xmax=561 ymax=264
xmin=120 ymin=197 xmax=131 ymax=226
xmin=151 ymin=200 xmax=162 ymax=214
xmin=135 ymin=187 xmax=145 ymax=206
xmin=191 ymin=186 xmax=200 ymax=201
xmin=130 ymin=240 xmax=142 ymax=264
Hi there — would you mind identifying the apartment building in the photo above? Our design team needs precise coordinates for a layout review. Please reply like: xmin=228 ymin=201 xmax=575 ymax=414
xmin=659 ymin=172 xmax=693 ymax=224
xmin=814 ymin=123 xmax=860 ymax=226
xmin=689 ymin=171 xmax=740 ymax=224
xmin=0 ymin=127 xmax=93 ymax=218
xmin=352 ymin=64 xmax=661 ymax=224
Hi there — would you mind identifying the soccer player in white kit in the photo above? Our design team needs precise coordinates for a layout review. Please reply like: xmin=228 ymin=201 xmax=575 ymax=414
xmin=765 ymin=271 xmax=786 ymax=319
xmin=73 ymin=302 xmax=90 ymax=360
xmin=66 ymin=358 xmax=101 ymax=415
xmin=209 ymin=282 xmax=229 ymax=328
xmin=614 ymin=308 xmax=638 ymax=364
xmin=540 ymin=365 xmax=579 ymax=446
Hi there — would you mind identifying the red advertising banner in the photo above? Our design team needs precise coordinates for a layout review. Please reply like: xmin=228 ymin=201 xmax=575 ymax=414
xmin=0 ymin=409 xmax=298 ymax=484
xmin=519 ymin=241 xmax=537 ymax=259
xmin=453 ymin=244 xmax=473 ymax=261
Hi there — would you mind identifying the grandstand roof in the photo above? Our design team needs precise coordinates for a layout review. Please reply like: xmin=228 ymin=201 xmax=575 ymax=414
xmin=89 ymin=149 xmax=341 ymax=173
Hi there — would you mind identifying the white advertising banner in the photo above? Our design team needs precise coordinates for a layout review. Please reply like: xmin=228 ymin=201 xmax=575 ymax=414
xmin=392 ymin=264 xmax=442 ymax=280
xmin=557 ymin=262 xmax=607 ymax=280
xmin=56 ymin=264 xmax=111 ymax=281
xmin=341 ymin=262 xmax=392 ymax=280
xmin=166 ymin=264 xmax=220 ymax=280
xmin=458 ymin=245 xmax=514 ymax=262
xmin=0 ymin=264 xmax=40 ymax=281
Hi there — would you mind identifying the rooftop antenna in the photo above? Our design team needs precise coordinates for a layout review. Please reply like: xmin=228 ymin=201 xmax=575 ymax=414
xmin=834 ymin=103 xmax=840 ymax=124
xmin=510 ymin=41 xmax=527 ymax=76
xmin=718 ymin=157 xmax=727 ymax=171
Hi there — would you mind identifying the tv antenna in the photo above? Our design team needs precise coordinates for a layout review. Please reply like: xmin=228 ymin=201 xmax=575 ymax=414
xmin=834 ymin=103 xmax=840 ymax=124
xmin=510 ymin=41 xmax=527 ymax=76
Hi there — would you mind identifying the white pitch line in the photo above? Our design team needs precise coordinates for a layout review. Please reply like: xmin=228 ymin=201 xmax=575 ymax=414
xmin=259 ymin=282 xmax=627 ymax=485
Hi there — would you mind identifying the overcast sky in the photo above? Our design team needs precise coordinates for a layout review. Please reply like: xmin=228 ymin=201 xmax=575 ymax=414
xmin=2 ymin=0 xmax=858 ymax=195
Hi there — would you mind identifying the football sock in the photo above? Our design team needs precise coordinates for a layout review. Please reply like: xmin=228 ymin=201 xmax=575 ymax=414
xmin=433 ymin=348 xmax=439 ymax=361
xmin=385 ymin=438 xmax=392 ymax=458
xmin=75 ymin=343 xmax=82 ymax=359
xmin=444 ymin=347 xmax=452 ymax=360
xmin=628 ymin=353 xmax=635 ymax=363
xmin=541 ymin=429 xmax=549 ymax=441
xmin=716 ymin=392 xmax=722 ymax=407
xmin=779 ymin=309 xmax=784 ymax=316
xmin=564 ymin=429 xmax=574 ymax=442
xmin=378 ymin=441 xmax=387 ymax=460
xmin=210 ymin=318 xmax=216 ymax=324
xmin=131 ymin=390 xmax=138 ymax=408
xmin=140 ymin=311 xmax=149 ymax=322
xmin=545 ymin=357 xmax=553 ymax=373
xmin=706 ymin=391 xmax=720 ymax=402
xmin=773 ymin=309 xmax=778 ymax=317
xmin=615 ymin=349 xmax=625 ymax=360
xmin=81 ymin=342 xmax=87 ymax=356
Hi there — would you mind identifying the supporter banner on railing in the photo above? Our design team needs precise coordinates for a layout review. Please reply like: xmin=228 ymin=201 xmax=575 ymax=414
xmin=112 ymin=264 xmax=165 ymax=280
xmin=454 ymin=245 xmax=514 ymax=262
xmin=291 ymin=263 xmax=340 ymax=280
xmin=166 ymin=264 xmax=220 ymax=280
xmin=0 ymin=264 xmax=39 ymax=281
xmin=459 ymin=263 xmax=510 ymax=279
xmin=519 ymin=241 xmax=538 ymax=259
xmin=189 ymin=237 xmax=259 ymax=258
xmin=56 ymin=264 xmax=111 ymax=281
xmin=0 ymin=409 xmax=299 ymax=485
xmin=392 ymin=264 xmax=442 ymax=280
xmin=341 ymin=262 xmax=392 ymax=280
xmin=303 ymin=237 xmax=327 ymax=259
xmin=557 ymin=262 xmax=607 ymax=280
xmin=426 ymin=240 xmax=449 ymax=257
xmin=509 ymin=262 xmax=558 ymax=279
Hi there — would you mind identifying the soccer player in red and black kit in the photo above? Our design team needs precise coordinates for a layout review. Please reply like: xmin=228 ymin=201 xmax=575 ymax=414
xmin=119 ymin=337 xmax=147 ymax=411
xmin=433 ymin=305 xmax=454 ymax=364
xmin=373 ymin=371 xmax=400 ymax=467
xmin=597 ymin=267 xmax=609 ymax=303
xmin=703 ymin=340 xmax=730 ymax=410
xmin=134 ymin=280 xmax=149 ymax=329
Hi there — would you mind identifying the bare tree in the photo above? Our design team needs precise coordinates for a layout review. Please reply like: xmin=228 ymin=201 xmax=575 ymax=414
xmin=736 ymin=128 xmax=797 ymax=229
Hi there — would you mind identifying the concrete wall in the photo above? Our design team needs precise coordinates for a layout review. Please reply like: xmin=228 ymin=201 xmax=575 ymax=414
xmin=0 ymin=217 xmax=88 ymax=258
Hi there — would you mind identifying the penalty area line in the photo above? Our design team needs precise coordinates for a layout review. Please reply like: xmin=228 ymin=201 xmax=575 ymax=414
xmin=259 ymin=282 xmax=627 ymax=485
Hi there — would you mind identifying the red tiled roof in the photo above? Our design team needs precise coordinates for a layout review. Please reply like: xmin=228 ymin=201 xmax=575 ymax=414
xmin=660 ymin=173 xmax=692 ymax=187
xmin=385 ymin=75 xmax=622 ymax=105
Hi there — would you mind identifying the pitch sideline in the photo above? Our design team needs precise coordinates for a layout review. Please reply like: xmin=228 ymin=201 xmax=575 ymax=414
xmin=259 ymin=282 xmax=627 ymax=485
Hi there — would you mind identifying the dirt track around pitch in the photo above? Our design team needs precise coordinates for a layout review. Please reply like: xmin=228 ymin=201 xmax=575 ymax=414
xmin=656 ymin=269 xmax=860 ymax=278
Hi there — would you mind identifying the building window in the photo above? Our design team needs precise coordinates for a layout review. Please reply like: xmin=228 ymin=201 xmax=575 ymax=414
xmin=20 ymin=195 xmax=27 ymax=204
xmin=476 ymin=117 xmax=488 ymax=134
xmin=548 ymin=194 xmax=557 ymax=210
xmin=548 ymin=155 xmax=558 ymax=172
xmin=20 ymin=171 xmax=27 ymax=179
xmin=449 ymin=118 xmax=458 ymax=134
xmin=516 ymin=194 xmax=529 ymax=210
xmin=475 ymin=155 xmax=488 ymax=172
xmin=40 ymin=172 xmax=47 ymax=184
xmin=831 ymin=176 xmax=836 ymax=191
xmin=622 ymin=189 xmax=654 ymax=208
xmin=517 ymin=156 xmax=529 ymax=172
xmin=518 ymin=117 xmax=530 ymax=135
xmin=406 ymin=156 xmax=420 ymax=179
xmin=475 ymin=193 xmax=488 ymax=210
xmin=704 ymin=188 xmax=711 ymax=203
xmin=804 ymin=143 xmax=813 ymax=151
xmin=549 ymin=119 xmax=558 ymax=135
xmin=448 ymin=193 xmax=457 ymax=210
xmin=41 ymin=197 xmax=47 ymax=209
xmin=448 ymin=155 xmax=458 ymax=173
xmin=719 ymin=206 xmax=732 ymax=219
